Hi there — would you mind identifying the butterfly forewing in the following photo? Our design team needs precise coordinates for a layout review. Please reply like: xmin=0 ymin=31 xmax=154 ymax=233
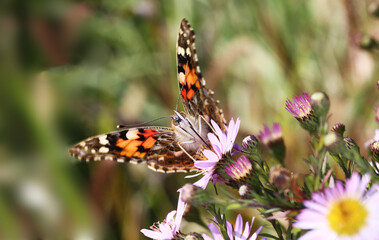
xmin=177 ymin=18 xmax=226 ymax=128
xmin=69 ymin=127 xmax=196 ymax=173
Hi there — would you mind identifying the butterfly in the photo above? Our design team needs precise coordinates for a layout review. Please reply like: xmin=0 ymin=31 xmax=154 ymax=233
xmin=69 ymin=18 xmax=225 ymax=173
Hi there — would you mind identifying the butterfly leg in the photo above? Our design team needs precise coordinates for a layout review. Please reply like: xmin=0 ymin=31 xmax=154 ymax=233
xmin=199 ymin=115 xmax=216 ymax=134
xmin=177 ymin=141 xmax=197 ymax=162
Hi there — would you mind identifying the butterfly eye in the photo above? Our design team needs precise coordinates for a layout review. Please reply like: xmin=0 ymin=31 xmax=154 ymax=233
xmin=172 ymin=116 xmax=180 ymax=126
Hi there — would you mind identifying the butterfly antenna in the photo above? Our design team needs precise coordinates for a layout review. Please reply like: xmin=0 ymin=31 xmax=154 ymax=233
xmin=116 ymin=116 xmax=172 ymax=129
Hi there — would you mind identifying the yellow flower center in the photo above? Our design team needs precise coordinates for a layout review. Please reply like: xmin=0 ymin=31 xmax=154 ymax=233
xmin=327 ymin=198 xmax=368 ymax=236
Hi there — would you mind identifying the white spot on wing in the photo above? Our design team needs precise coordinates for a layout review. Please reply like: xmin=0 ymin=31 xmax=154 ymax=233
xmin=130 ymin=159 xmax=138 ymax=164
xmin=179 ymin=72 xmax=186 ymax=84
xmin=148 ymin=165 xmax=158 ymax=171
xmin=99 ymin=147 xmax=109 ymax=153
xmin=177 ymin=46 xmax=185 ymax=56
xmin=98 ymin=135 xmax=109 ymax=145
xmin=126 ymin=129 xmax=139 ymax=139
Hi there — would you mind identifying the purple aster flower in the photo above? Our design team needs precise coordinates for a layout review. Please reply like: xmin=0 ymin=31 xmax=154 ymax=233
xmin=285 ymin=93 xmax=312 ymax=118
xmin=375 ymin=105 xmax=379 ymax=123
xmin=202 ymin=214 xmax=263 ymax=240
xmin=258 ymin=123 xmax=282 ymax=146
xmin=189 ymin=118 xmax=240 ymax=189
xmin=294 ymin=172 xmax=379 ymax=239
xmin=258 ymin=123 xmax=285 ymax=164
xmin=225 ymin=155 xmax=253 ymax=182
xmin=285 ymin=93 xmax=319 ymax=132
xmin=141 ymin=188 xmax=187 ymax=239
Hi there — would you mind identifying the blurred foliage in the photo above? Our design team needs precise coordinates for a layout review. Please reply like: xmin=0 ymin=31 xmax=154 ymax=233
xmin=0 ymin=0 xmax=378 ymax=239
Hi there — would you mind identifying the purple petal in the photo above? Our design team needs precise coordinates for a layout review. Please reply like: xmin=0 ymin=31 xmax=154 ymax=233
xmin=203 ymin=149 xmax=221 ymax=162
xmin=194 ymin=160 xmax=218 ymax=169
xmin=234 ymin=214 xmax=243 ymax=237
xmin=140 ymin=229 xmax=164 ymax=239
xmin=193 ymin=171 xmax=213 ymax=189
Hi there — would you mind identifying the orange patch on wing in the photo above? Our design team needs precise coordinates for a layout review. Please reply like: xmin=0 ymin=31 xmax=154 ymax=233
xmin=183 ymin=64 xmax=199 ymax=85
xmin=134 ymin=151 xmax=147 ymax=158
xmin=116 ymin=130 xmax=158 ymax=158
xmin=117 ymin=139 xmax=140 ymax=157
xmin=142 ymin=137 xmax=157 ymax=149
xmin=140 ymin=129 xmax=159 ymax=138
xmin=182 ymin=64 xmax=200 ymax=101
xmin=116 ymin=139 xmax=132 ymax=148
xmin=181 ymin=88 xmax=188 ymax=101
xmin=187 ymin=89 xmax=195 ymax=100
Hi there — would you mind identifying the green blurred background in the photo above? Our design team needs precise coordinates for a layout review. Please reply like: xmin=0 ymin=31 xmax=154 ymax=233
xmin=0 ymin=0 xmax=378 ymax=239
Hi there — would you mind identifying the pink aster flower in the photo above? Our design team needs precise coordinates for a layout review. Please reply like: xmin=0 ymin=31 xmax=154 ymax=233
xmin=258 ymin=123 xmax=282 ymax=146
xmin=202 ymin=214 xmax=263 ymax=240
xmin=294 ymin=172 xmax=379 ymax=239
xmin=285 ymin=93 xmax=319 ymax=132
xmin=225 ymin=155 xmax=253 ymax=182
xmin=285 ymin=93 xmax=312 ymax=118
xmin=141 ymin=188 xmax=187 ymax=239
xmin=190 ymin=118 xmax=240 ymax=189
xmin=258 ymin=123 xmax=285 ymax=164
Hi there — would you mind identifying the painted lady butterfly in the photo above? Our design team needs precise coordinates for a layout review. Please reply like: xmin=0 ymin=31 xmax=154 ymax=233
xmin=69 ymin=19 xmax=225 ymax=173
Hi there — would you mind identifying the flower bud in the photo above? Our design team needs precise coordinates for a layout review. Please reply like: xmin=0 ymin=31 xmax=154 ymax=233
xmin=310 ymin=92 xmax=330 ymax=119
xmin=238 ymin=184 xmax=250 ymax=199
xmin=285 ymin=93 xmax=319 ymax=132
xmin=344 ymin=137 xmax=359 ymax=151
xmin=269 ymin=165 xmax=291 ymax=189
xmin=242 ymin=135 xmax=259 ymax=152
xmin=180 ymin=183 xmax=209 ymax=207
xmin=324 ymin=132 xmax=347 ymax=155
xmin=331 ymin=123 xmax=345 ymax=137
xmin=371 ymin=141 xmax=379 ymax=162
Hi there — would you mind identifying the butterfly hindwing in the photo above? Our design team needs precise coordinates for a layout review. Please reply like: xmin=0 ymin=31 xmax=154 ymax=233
xmin=69 ymin=127 xmax=196 ymax=173
xmin=177 ymin=18 xmax=226 ymax=128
